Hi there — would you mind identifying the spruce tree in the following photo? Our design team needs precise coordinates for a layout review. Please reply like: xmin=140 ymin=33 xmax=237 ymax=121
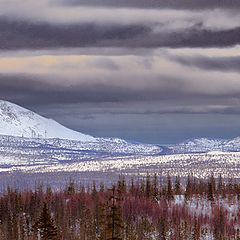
xmin=175 ymin=175 xmax=182 ymax=195
xmin=185 ymin=174 xmax=192 ymax=201
xmin=207 ymin=181 xmax=214 ymax=202
xmin=210 ymin=173 xmax=216 ymax=194
xmin=64 ymin=179 xmax=75 ymax=195
xmin=217 ymin=174 xmax=225 ymax=198
xmin=145 ymin=173 xmax=151 ymax=198
xmin=152 ymin=173 xmax=159 ymax=201
xmin=33 ymin=203 xmax=58 ymax=240
xmin=167 ymin=174 xmax=174 ymax=201
xmin=106 ymin=186 xmax=124 ymax=240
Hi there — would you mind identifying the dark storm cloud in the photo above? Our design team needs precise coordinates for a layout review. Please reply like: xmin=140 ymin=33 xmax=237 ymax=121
xmin=0 ymin=73 xmax=183 ymax=105
xmin=59 ymin=0 xmax=240 ymax=9
xmin=171 ymin=56 xmax=240 ymax=72
xmin=0 ymin=74 xmax=140 ymax=105
xmin=1 ymin=73 xmax=240 ymax=113
xmin=0 ymin=17 xmax=240 ymax=50
xmin=121 ymin=26 xmax=240 ymax=48
xmin=0 ymin=18 xmax=149 ymax=50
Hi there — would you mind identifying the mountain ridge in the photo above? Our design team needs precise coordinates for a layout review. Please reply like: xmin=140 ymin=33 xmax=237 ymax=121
xmin=168 ymin=137 xmax=240 ymax=154
xmin=0 ymin=99 xmax=95 ymax=142
xmin=2 ymin=99 xmax=240 ymax=154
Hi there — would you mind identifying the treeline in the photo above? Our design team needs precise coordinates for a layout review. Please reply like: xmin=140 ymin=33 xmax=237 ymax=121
xmin=0 ymin=174 xmax=240 ymax=239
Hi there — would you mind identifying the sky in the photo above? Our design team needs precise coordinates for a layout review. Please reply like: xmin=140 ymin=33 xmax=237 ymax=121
xmin=0 ymin=0 xmax=240 ymax=144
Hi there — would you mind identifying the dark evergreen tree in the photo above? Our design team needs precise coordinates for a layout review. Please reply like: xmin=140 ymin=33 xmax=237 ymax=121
xmin=185 ymin=174 xmax=193 ymax=201
xmin=33 ymin=203 xmax=59 ymax=240
xmin=145 ymin=173 xmax=151 ymax=198
xmin=207 ymin=181 xmax=214 ymax=202
xmin=64 ymin=179 xmax=75 ymax=195
xmin=117 ymin=175 xmax=126 ymax=199
xmin=106 ymin=186 xmax=123 ymax=240
xmin=174 ymin=175 xmax=182 ymax=195
xmin=210 ymin=172 xmax=216 ymax=194
xmin=152 ymin=173 xmax=159 ymax=201
xmin=167 ymin=174 xmax=174 ymax=201
xmin=92 ymin=181 xmax=101 ymax=236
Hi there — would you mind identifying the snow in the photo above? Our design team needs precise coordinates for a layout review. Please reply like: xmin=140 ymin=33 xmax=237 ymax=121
xmin=169 ymin=137 xmax=240 ymax=153
xmin=0 ymin=143 xmax=240 ymax=181
xmin=207 ymin=151 xmax=225 ymax=155
xmin=0 ymin=133 xmax=162 ymax=173
xmin=2 ymin=99 xmax=240 ymax=183
xmin=0 ymin=99 xmax=162 ymax=176
xmin=0 ymin=100 xmax=95 ymax=142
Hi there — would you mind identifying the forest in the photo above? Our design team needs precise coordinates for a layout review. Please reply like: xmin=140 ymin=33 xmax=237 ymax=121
xmin=1 ymin=174 xmax=240 ymax=240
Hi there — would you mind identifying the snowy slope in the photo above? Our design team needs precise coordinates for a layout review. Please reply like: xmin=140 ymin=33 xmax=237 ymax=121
xmin=168 ymin=137 xmax=240 ymax=153
xmin=1 ymin=149 xmax=240 ymax=181
xmin=0 ymin=100 xmax=95 ymax=142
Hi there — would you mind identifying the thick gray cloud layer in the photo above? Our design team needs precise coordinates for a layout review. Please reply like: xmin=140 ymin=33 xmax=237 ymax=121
xmin=0 ymin=19 xmax=148 ymax=50
xmin=0 ymin=1 xmax=239 ymax=51
xmin=171 ymin=56 xmax=240 ymax=72
xmin=59 ymin=0 xmax=240 ymax=9
xmin=1 ymin=18 xmax=240 ymax=50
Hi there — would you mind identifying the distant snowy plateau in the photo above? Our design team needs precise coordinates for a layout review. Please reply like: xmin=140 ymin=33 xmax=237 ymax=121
xmin=1 ymin=99 xmax=240 ymax=188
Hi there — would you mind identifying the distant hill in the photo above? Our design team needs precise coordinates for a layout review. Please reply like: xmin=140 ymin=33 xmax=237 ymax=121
xmin=0 ymin=99 xmax=95 ymax=142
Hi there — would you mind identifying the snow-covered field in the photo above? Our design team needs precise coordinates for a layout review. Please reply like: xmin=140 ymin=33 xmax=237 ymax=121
xmin=168 ymin=137 xmax=240 ymax=153
xmin=1 ymin=143 xmax=240 ymax=179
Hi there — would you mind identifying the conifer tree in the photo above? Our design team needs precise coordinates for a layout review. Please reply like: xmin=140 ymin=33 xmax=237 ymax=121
xmin=106 ymin=186 xmax=123 ymax=240
xmin=92 ymin=181 xmax=101 ymax=237
xmin=140 ymin=180 xmax=145 ymax=196
xmin=98 ymin=203 xmax=107 ymax=240
xmin=100 ymin=182 xmax=105 ymax=192
xmin=185 ymin=174 xmax=193 ymax=201
xmin=167 ymin=174 xmax=174 ymax=201
xmin=207 ymin=181 xmax=214 ymax=202
xmin=217 ymin=174 xmax=226 ymax=198
xmin=64 ymin=179 xmax=75 ymax=195
xmin=152 ymin=173 xmax=159 ymax=201
xmin=175 ymin=175 xmax=182 ymax=195
xmin=117 ymin=175 xmax=126 ymax=199
xmin=33 ymin=203 xmax=59 ymax=240
xmin=210 ymin=173 xmax=216 ymax=194
xmin=145 ymin=173 xmax=151 ymax=198
xmin=129 ymin=178 xmax=135 ymax=196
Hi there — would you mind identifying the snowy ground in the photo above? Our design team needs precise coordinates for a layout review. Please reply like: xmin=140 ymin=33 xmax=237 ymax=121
xmin=1 ymin=149 xmax=240 ymax=189
xmin=1 ymin=150 xmax=240 ymax=177
xmin=1 ymin=135 xmax=240 ymax=189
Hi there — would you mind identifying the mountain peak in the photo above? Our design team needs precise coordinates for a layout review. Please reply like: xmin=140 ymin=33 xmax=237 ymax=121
xmin=0 ymin=99 xmax=96 ymax=142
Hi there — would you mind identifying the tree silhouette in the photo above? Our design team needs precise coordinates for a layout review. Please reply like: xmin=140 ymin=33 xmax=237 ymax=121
xmin=106 ymin=185 xmax=123 ymax=240
xmin=33 ymin=202 xmax=58 ymax=240
xmin=167 ymin=174 xmax=174 ymax=201
xmin=175 ymin=175 xmax=182 ymax=195
xmin=207 ymin=181 xmax=214 ymax=202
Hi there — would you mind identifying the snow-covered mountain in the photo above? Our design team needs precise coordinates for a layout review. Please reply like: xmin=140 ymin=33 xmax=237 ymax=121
xmin=0 ymin=99 xmax=162 ymax=162
xmin=168 ymin=137 xmax=240 ymax=154
xmin=0 ymin=100 xmax=95 ymax=142
xmin=4 ymin=99 xmax=240 ymax=187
